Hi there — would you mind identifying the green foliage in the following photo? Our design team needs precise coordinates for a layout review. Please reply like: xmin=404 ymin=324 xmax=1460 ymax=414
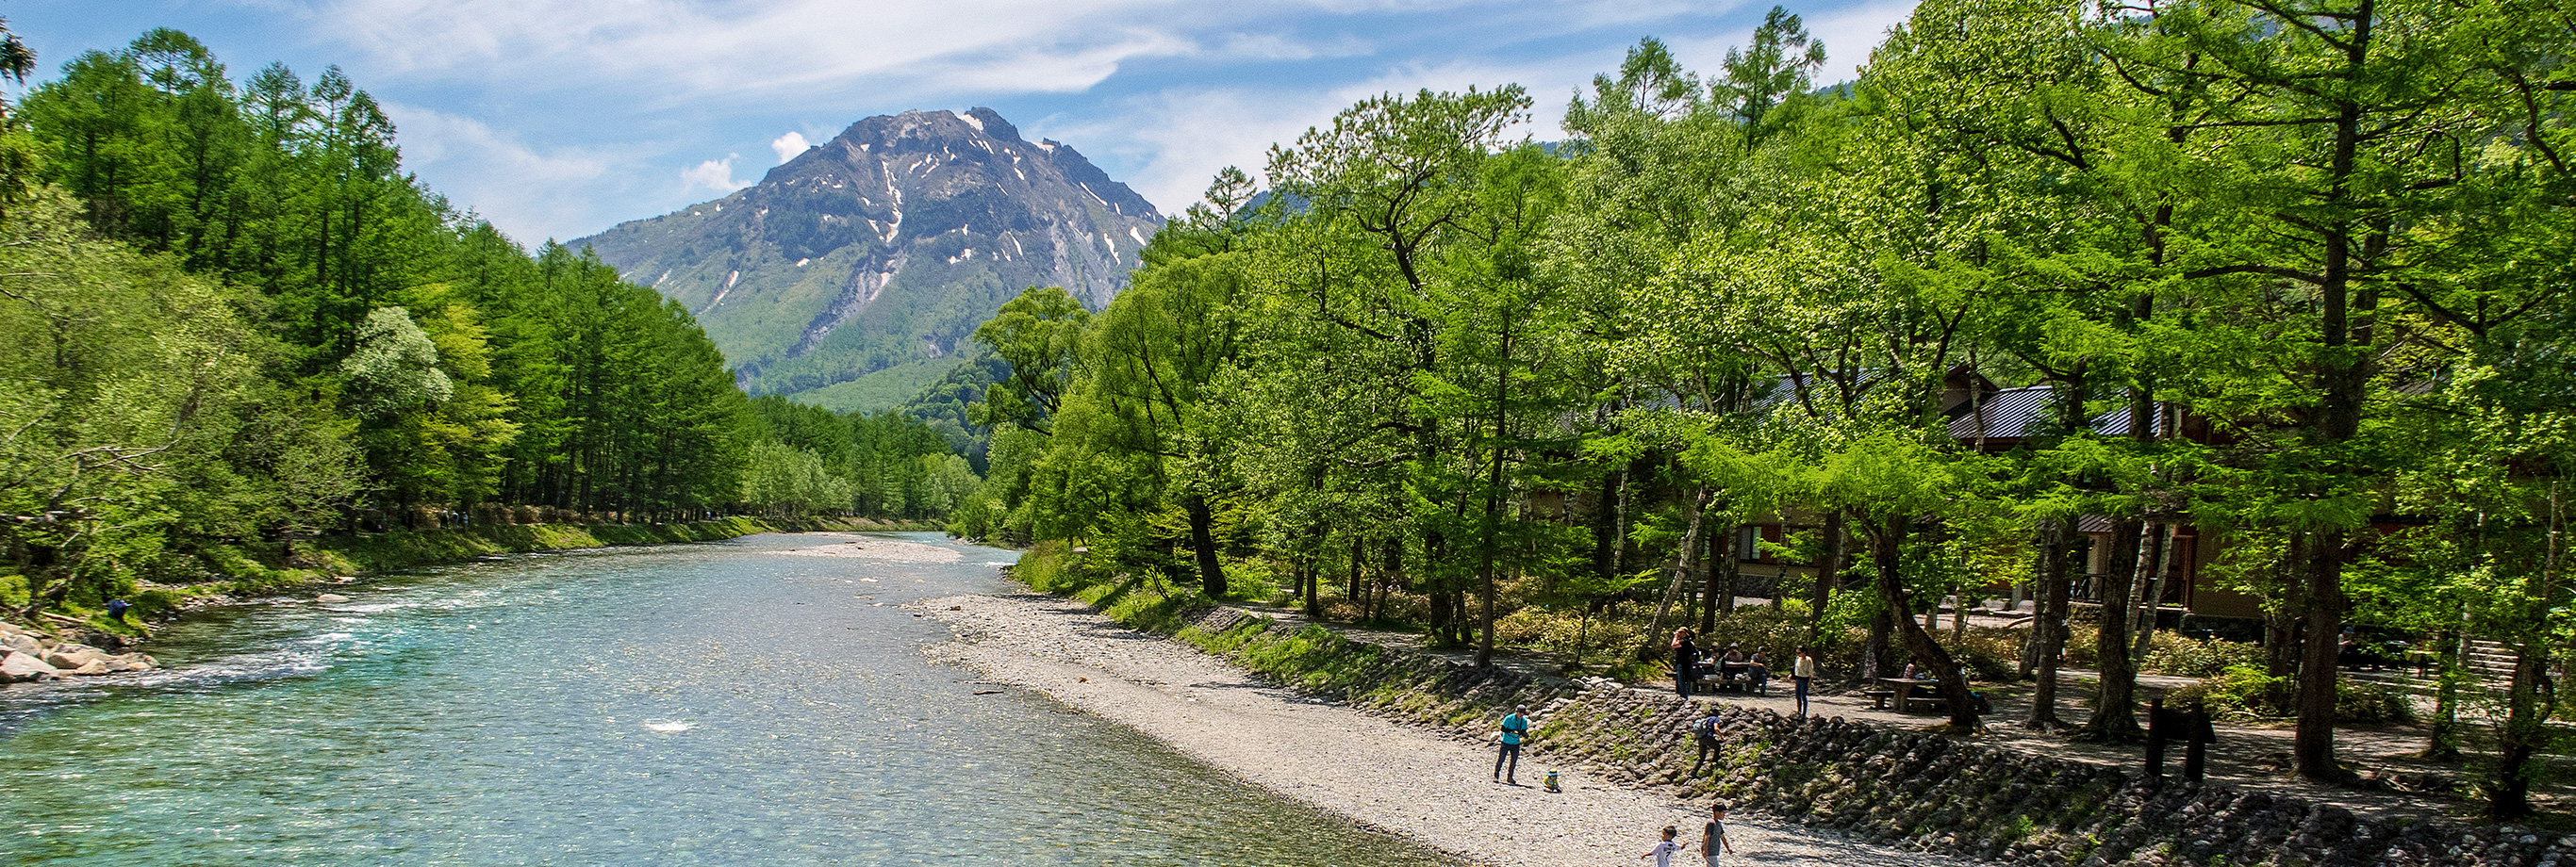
xmin=0 ymin=30 xmax=983 ymax=616
xmin=2138 ymin=632 xmax=2266 ymax=679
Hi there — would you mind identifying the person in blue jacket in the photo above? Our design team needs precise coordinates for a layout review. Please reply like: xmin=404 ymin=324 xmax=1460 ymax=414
xmin=1494 ymin=707 xmax=1530 ymax=784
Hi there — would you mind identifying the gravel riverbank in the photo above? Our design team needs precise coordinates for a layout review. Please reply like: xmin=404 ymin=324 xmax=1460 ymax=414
xmin=920 ymin=590 xmax=1977 ymax=867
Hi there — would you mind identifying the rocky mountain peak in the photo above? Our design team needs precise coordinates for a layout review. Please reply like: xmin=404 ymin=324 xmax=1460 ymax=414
xmin=574 ymin=107 xmax=1162 ymax=408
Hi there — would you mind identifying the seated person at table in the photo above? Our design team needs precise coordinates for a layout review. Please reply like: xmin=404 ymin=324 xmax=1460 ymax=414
xmin=1745 ymin=647 xmax=1771 ymax=694
xmin=1900 ymin=659 xmax=1933 ymax=680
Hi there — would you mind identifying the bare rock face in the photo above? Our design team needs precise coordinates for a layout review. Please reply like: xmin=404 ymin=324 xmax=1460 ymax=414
xmin=1 ymin=650 xmax=58 ymax=682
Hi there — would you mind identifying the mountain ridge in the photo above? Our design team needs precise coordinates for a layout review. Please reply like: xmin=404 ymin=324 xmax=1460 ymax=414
xmin=574 ymin=107 xmax=1161 ymax=407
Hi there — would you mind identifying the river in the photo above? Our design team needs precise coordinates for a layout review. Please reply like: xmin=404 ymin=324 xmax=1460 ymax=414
xmin=0 ymin=532 xmax=1465 ymax=866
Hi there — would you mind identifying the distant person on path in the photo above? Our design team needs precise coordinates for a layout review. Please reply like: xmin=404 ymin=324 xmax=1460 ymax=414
xmin=1494 ymin=707 xmax=1530 ymax=784
xmin=1641 ymin=826 xmax=1684 ymax=867
xmin=1671 ymin=629 xmax=1700 ymax=698
xmin=1791 ymin=646 xmax=1816 ymax=717
xmin=1688 ymin=708 xmax=1724 ymax=776
xmin=106 ymin=599 xmax=131 ymax=625
xmin=1701 ymin=803 xmax=1737 ymax=865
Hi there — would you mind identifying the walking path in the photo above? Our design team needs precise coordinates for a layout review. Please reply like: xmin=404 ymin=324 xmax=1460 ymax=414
xmin=1239 ymin=601 xmax=2484 ymax=822
xmin=921 ymin=591 xmax=1975 ymax=867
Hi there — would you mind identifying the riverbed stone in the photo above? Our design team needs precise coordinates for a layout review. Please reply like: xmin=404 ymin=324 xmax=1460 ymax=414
xmin=1 ymin=650 xmax=58 ymax=681
xmin=316 ymin=594 xmax=350 ymax=603
xmin=43 ymin=644 xmax=106 ymax=670
xmin=2 ymin=633 xmax=39 ymax=656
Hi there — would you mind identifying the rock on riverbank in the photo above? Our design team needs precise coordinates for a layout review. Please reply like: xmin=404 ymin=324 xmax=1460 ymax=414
xmin=0 ymin=621 xmax=155 ymax=683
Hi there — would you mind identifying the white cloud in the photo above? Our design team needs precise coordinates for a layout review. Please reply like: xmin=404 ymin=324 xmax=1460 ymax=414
xmin=1664 ymin=0 xmax=1918 ymax=82
xmin=381 ymin=102 xmax=621 ymax=243
xmin=1041 ymin=51 xmax=1605 ymax=217
xmin=681 ymin=155 xmax=751 ymax=195
xmin=315 ymin=0 xmax=1203 ymax=106
xmin=1803 ymin=0 xmax=1923 ymax=76
xmin=770 ymin=131 xmax=813 ymax=165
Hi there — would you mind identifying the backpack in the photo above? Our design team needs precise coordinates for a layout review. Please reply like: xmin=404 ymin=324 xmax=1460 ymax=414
xmin=1693 ymin=715 xmax=1719 ymax=737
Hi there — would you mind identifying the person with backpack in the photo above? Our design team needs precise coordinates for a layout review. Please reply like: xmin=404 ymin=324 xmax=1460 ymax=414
xmin=1494 ymin=707 xmax=1530 ymax=784
xmin=1688 ymin=708 xmax=1724 ymax=776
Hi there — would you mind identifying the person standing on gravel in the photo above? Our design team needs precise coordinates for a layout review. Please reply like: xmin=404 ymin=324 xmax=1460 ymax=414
xmin=1701 ymin=803 xmax=1736 ymax=865
xmin=1791 ymin=646 xmax=1817 ymax=717
xmin=1494 ymin=707 xmax=1530 ymax=784
xmin=1641 ymin=826 xmax=1685 ymax=867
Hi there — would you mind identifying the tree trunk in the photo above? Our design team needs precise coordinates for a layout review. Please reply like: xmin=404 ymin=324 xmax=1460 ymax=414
xmin=1863 ymin=608 xmax=1892 ymax=681
xmin=2492 ymin=485 xmax=2562 ymax=814
xmin=1703 ymin=532 xmax=1738 ymax=634
xmin=2492 ymin=641 xmax=2550 ymax=820
xmin=2423 ymin=604 xmax=2468 ymax=761
xmin=2132 ymin=522 xmax=2176 ymax=660
xmin=1186 ymin=493 xmax=1228 ymax=597
xmin=2028 ymin=515 xmax=2076 ymax=730
xmin=1639 ymin=486 xmax=1711 ymax=661
xmin=1873 ymin=516 xmax=1980 ymax=728
xmin=2290 ymin=528 xmax=2351 ymax=779
xmin=2078 ymin=517 xmax=2145 ymax=742
xmin=1348 ymin=536 xmax=1364 ymax=603
xmin=1812 ymin=511 xmax=1845 ymax=627
xmin=1593 ymin=467 xmax=1624 ymax=587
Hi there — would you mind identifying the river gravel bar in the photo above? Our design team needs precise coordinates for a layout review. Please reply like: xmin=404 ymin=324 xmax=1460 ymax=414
xmin=777 ymin=534 xmax=962 ymax=562
xmin=921 ymin=590 xmax=1976 ymax=867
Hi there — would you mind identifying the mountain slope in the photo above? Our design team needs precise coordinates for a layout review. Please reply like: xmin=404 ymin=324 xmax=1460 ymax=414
xmin=574 ymin=107 xmax=1161 ymax=406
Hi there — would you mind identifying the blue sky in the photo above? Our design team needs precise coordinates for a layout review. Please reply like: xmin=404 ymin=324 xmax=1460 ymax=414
xmin=13 ymin=0 xmax=1918 ymax=247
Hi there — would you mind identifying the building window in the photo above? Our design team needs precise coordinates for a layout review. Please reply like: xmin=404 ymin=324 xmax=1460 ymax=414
xmin=1738 ymin=525 xmax=1762 ymax=562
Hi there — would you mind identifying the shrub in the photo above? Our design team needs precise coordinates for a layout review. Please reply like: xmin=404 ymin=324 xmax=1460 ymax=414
xmin=1948 ymin=628 xmax=2028 ymax=680
xmin=2336 ymin=678 xmax=2416 ymax=725
xmin=2165 ymin=664 xmax=2291 ymax=719
xmin=2139 ymin=632 xmax=2265 ymax=678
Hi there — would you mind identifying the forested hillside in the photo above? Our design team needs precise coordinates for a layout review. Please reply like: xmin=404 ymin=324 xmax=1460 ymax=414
xmin=958 ymin=0 xmax=2576 ymax=818
xmin=0 ymin=28 xmax=975 ymax=621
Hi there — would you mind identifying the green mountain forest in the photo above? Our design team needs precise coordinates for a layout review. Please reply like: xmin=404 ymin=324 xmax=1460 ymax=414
xmin=951 ymin=0 xmax=2576 ymax=817
xmin=0 ymin=29 xmax=976 ymax=619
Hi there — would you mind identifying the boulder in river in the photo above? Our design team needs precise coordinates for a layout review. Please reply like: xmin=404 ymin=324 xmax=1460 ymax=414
xmin=2 ymin=633 xmax=39 ymax=657
xmin=42 ymin=644 xmax=107 ymax=671
xmin=1 ymin=650 xmax=58 ymax=682
xmin=316 ymin=594 xmax=351 ymax=603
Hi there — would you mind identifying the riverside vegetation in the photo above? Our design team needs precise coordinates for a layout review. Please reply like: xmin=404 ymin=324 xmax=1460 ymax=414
xmin=1013 ymin=543 xmax=2576 ymax=867
xmin=951 ymin=0 xmax=2576 ymax=824
xmin=0 ymin=25 xmax=980 ymax=633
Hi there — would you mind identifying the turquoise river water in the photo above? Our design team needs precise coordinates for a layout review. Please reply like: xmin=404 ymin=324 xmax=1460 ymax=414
xmin=0 ymin=532 xmax=1465 ymax=866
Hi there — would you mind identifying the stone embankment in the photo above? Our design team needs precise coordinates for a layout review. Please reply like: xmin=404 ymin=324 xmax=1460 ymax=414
xmin=0 ymin=620 xmax=155 ymax=682
xmin=1156 ymin=602 xmax=2576 ymax=867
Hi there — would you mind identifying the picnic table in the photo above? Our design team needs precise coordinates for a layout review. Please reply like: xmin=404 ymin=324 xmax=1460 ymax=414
xmin=1875 ymin=677 xmax=1950 ymax=712
xmin=1693 ymin=660 xmax=1756 ymax=694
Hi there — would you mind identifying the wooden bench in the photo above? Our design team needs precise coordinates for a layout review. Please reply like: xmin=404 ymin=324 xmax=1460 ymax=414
xmin=1903 ymin=693 xmax=1952 ymax=713
xmin=1861 ymin=688 xmax=1896 ymax=710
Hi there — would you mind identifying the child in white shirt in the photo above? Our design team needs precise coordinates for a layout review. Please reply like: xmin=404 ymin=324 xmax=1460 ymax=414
xmin=1641 ymin=826 xmax=1685 ymax=867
